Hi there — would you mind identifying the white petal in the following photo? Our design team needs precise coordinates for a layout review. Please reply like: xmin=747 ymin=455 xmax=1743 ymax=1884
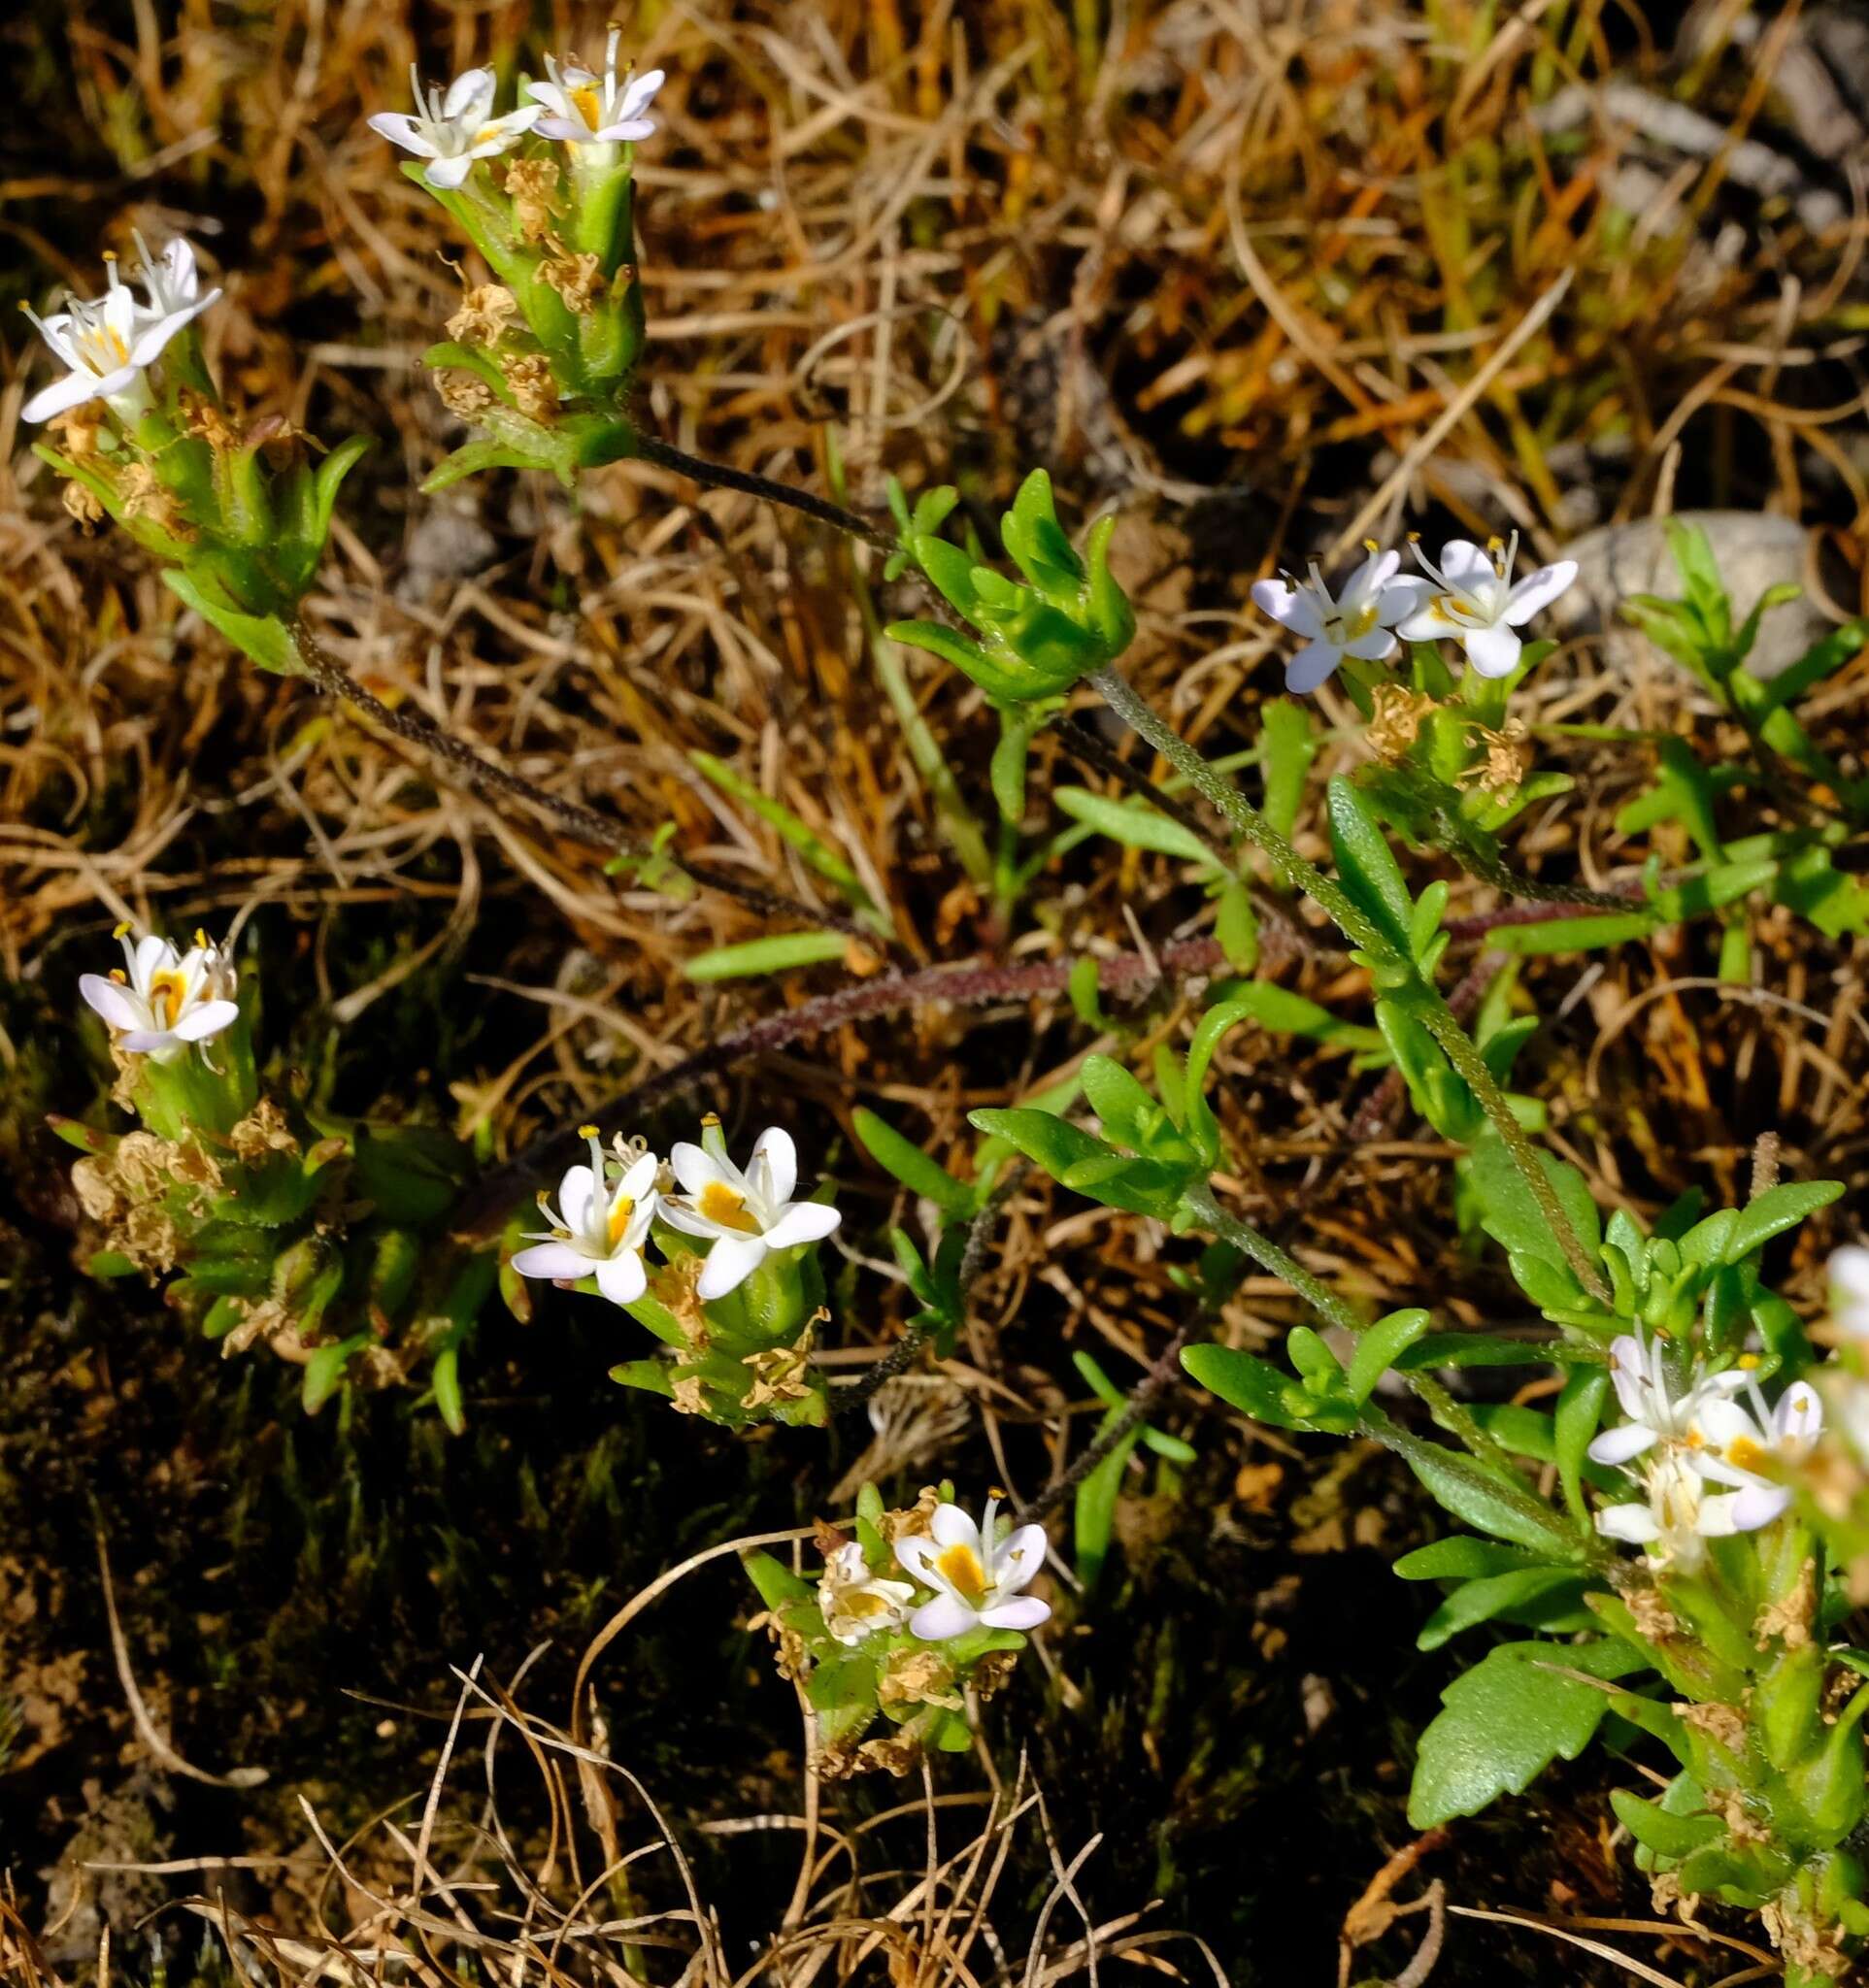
xmin=511 ymin=1241 xmax=591 ymax=1281
xmin=128 ymin=293 xmax=218 ymax=368
xmin=471 ymin=105 xmax=544 ymax=148
xmin=1459 ymin=622 xmax=1522 ymax=679
xmin=1377 ymin=576 xmax=1434 ymax=626
xmin=909 ymin=1594 xmax=978 ymax=1642
xmin=1586 ymin=1423 xmax=1657 ymax=1467
xmin=617 ymin=69 xmax=665 ymax=118
xmin=1830 ymin=1246 xmax=1869 ymax=1303
xmin=22 ymin=370 xmax=111 ymax=423
xmin=1695 ymin=1489 xmax=1752 ymax=1537
xmin=929 ymin=1502 xmax=980 ymax=1551
xmin=533 ymin=116 xmax=588 ymax=142
xmin=117 ymin=1028 xmax=181 ymax=1057
xmin=751 ymin=1127 xmax=798 ymax=1207
xmin=616 ymin=1150 xmax=660 ymax=1202
xmin=1503 ymin=560 xmax=1578 ymax=626
xmin=979 ymin=1596 xmax=1051 ymax=1632
xmin=80 ymin=976 xmax=143 ymax=1031
xmin=1395 ymin=600 xmax=1461 ymax=643
xmin=424 ymin=154 xmax=477 ymax=190
xmin=1691 ymin=1398 xmax=1758 ymax=1451
xmin=557 ymin=1164 xmax=599 ymax=1236
xmin=1252 ymin=578 xmax=1325 ymax=640
xmin=697 ymin=1234 xmax=767 ymax=1301
xmin=761 ymin=1202 xmax=841 ymax=1250
xmin=657 ymin=1201 xmax=723 ymax=1240
xmin=171 ymin=998 xmax=238 ymax=1042
xmin=1596 ymin=1502 xmax=1661 ymax=1543
xmin=1777 ymin=1381 xmax=1823 ymax=1444
xmin=132 ymin=935 xmax=175 ymax=982
xmin=368 ymin=112 xmax=437 ymax=154
xmin=893 ymin=1534 xmax=941 ymax=1584
xmin=669 ymin=1141 xmax=720 ymax=1198
xmin=1284 ymin=638 xmax=1342 ymax=695
xmin=1435 ymin=540 xmax=1496 ymax=589
xmin=996 ymin=1523 xmax=1049 ymax=1589
xmin=595 ymin=119 xmax=654 ymax=142
xmin=441 ymin=67 xmax=496 ymax=119
xmin=593 ymin=1251 xmax=647 ymax=1306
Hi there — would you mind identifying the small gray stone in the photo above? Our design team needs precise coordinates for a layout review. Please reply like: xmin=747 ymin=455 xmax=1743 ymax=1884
xmin=1552 ymin=511 xmax=1840 ymax=679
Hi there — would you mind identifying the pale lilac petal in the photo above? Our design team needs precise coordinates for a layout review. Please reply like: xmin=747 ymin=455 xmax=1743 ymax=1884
xmin=441 ymin=67 xmax=495 ymax=119
xmin=511 ymin=1241 xmax=591 ymax=1281
xmin=1587 ymin=1423 xmax=1657 ymax=1467
xmin=593 ymin=1250 xmax=647 ymax=1306
xmin=979 ymin=1596 xmax=1051 ymax=1632
xmin=751 ymin=1127 xmax=798 ymax=1207
xmin=1503 ymin=560 xmax=1578 ymax=625
xmin=1284 ymin=637 xmax=1340 ymax=695
xmin=171 ymin=998 xmax=238 ymax=1042
xmin=1729 ymin=1480 xmax=1792 ymax=1531
xmin=1596 ymin=1502 xmax=1660 ymax=1543
xmin=533 ymin=116 xmax=587 ymax=142
xmin=597 ymin=117 xmax=655 ymax=142
xmin=696 ymin=1234 xmax=766 ymax=1301
xmin=1344 ymin=626 xmax=1400 ymax=663
xmin=617 ymin=69 xmax=665 ymax=119
xmin=1252 ymin=578 xmax=1325 ymax=640
xmin=424 ymin=154 xmax=477 ymax=190
xmin=368 ymin=111 xmax=437 ymax=154
xmin=1460 ymin=622 xmax=1522 ymax=679
xmin=761 ymin=1202 xmax=842 ymax=1250
xmin=117 ymin=1028 xmax=178 ymax=1056
xmin=80 ymin=975 xmax=143 ymax=1031
xmin=1396 ymin=599 xmax=1462 ymax=644
xmin=909 ymin=1594 xmax=978 ymax=1642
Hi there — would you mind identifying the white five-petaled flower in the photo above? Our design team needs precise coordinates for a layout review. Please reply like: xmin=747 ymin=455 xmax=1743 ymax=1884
xmin=817 ymin=1541 xmax=918 ymax=1647
xmin=79 ymin=925 xmax=240 ymax=1062
xmin=1395 ymin=533 xmax=1578 ymax=679
xmin=21 ymin=237 xmax=220 ymax=426
xmin=1828 ymin=1246 xmax=1869 ymax=1339
xmin=893 ymin=1498 xmax=1051 ymax=1641
xmin=1687 ymin=1377 xmax=1822 ymax=1531
xmin=1251 ymin=546 xmax=1420 ymax=695
xmin=368 ymin=66 xmax=543 ymax=190
xmin=511 ymin=1127 xmax=658 ymax=1306
xmin=1586 ymin=1332 xmax=1748 ymax=1468
xmin=1596 ymin=1449 xmax=1765 ymax=1572
xmin=529 ymin=29 xmax=665 ymax=147
xmin=658 ymin=1119 xmax=841 ymax=1302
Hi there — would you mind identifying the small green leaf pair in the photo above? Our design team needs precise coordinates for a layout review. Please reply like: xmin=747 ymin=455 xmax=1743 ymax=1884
xmin=885 ymin=470 xmax=1136 ymax=703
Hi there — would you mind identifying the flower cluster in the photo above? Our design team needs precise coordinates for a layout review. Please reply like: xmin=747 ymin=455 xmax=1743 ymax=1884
xmin=21 ymin=235 xmax=219 ymax=426
xmin=749 ymin=1488 xmax=1051 ymax=1778
xmin=514 ymin=1117 xmax=840 ymax=1306
xmin=1590 ymin=1330 xmax=1822 ymax=1570
xmin=513 ymin=1116 xmax=844 ymax=1428
xmin=80 ymin=924 xmax=240 ymax=1064
xmin=1252 ymin=532 xmax=1578 ymax=694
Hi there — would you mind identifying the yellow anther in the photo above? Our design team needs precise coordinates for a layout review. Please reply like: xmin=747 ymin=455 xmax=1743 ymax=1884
xmin=194 ymin=927 xmax=209 ymax=949
xmin=1363 ymin=538 xmax=1380 ymax=553
xmin=701 ymin=1110 xmax=722 ymax=1127
xmin=578 ymin=1122 xmax=600 ymax=1139
xmin=113 ymin=919 xmax=133 ymax=938
xmin=1737 ymin=1353 xmax=1761 ymax=1370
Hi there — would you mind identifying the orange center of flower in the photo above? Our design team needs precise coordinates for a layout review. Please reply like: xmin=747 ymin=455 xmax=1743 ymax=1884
xmin=606 ymin=1195 xmax=635 ymax=1248
xmin=149 ymin=970 xmax=187 ymax=1029
xmin=571 ymin=83 xmax=604 ymax=128
xmin=1726 ymin=1435 xmax=1766 ymax=1473
xmin=844 ymin=1589 xmax=890 ymax=1619
xmin=936 ymin=1542 xmax=987 ymax=1606
xmin=699 ymin=1181 xmax=760 ymax=1233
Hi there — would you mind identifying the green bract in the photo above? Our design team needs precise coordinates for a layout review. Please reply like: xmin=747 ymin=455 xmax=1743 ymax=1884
xmin=884 ymin=469 xmax=1135 ymax=702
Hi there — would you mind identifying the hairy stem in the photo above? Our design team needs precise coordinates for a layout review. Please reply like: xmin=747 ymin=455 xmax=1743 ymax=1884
xmin=292 ymin=622 xmax=881 ymax=947
xmin=632 ymin=435 xmax=895 ymax=549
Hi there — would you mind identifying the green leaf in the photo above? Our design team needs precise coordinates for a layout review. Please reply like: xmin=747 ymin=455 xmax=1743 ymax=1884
xmin=1554 ymin=1367 xmax=1611 ymax=1525
xmin=1346 ymin=1309 xmax=1431 ymax=1404
xmin=1753 ymin=616 xmax=1869 ymax=717
xmin=852 ymin=1108 xmax=973 ymax=1215
xmin=967 ymin=1108 xmax=1182 ymax=1216
xmin=1609 ymin=1788 xmax=1724 ymax=1860
xmin=1485 ymin=910 xmax=1659 ymax=955
xmin=1725 ymin=1179 xmax=1844 ymax=1262
xmin=1417 ymin=1568 xmax=1594 ymax=1651
xmin=1408 ymin=1639 xmax=1646 ymax=1826
xmin=684 ymin=931 xmax=850 ymax=981
xmin=303 ymin=1334 xmax=369 ymax=1416
xmin=1074 ymin=1419 xmax=1143 ymax=1591
xmin=1468 ymin=1135 xmax=1601 ymax=1272
xmin=162 ymin=570 xmax=304 ymax=677
xmin=744 ymin=1550 xmax=816 ymax=1611
xmin=1394 ymin=1332 xmax=1583 ymax=1370
xmin=1259 ymin=698 xmax=1316 ymax=841
xmin=1390 ymin=1432 xmax=1583 ymax=1557
xmin=1203 ymin=981 xmax=1385 ymax=1055
xmin=1180 ymin=1343 xmax=1354 ymax=1434
xmin=1052 ymin=786 xmax=1222 ymax=869
xmin=1079 ymin=1054 xmax=1169 ymax=1150
xmin=689 ymin=752 xmax=878 ymax=917
xmin=431 ymin=1343 xmax=466 ymax=1435
xmin=1394 ymin=1537 xmax=1539 ymax=1581
xmin=1326 ymin=776 xmax=1413 ymax=955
